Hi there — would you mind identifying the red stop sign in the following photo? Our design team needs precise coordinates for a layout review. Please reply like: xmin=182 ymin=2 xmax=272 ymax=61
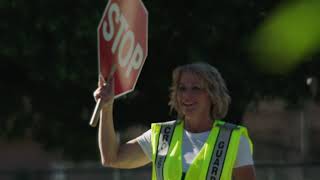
xmin=97 ymin=0 xmax=148 ymax=98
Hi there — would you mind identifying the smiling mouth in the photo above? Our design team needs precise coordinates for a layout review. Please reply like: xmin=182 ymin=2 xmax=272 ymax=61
xmin=182 ymin=103 xmax=196 ymax=108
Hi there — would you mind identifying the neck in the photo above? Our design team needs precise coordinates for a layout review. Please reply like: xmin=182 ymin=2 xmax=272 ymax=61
xmin=183 ymin=116 xmax=214 ymax=133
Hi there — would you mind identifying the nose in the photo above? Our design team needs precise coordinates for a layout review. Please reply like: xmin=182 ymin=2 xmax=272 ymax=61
xmin=180 ymin=88 xmax=195 ymax=100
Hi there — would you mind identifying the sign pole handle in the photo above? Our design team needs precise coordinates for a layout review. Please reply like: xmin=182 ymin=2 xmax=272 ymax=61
xmin=89 ymin=98 xmax=103 ymax=127
xmin=89 ymin=64 xmax=117 ymax=127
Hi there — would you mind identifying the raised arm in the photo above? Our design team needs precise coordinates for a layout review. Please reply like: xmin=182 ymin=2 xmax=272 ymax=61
xmin=94 ymin=76 xmax=150 ymax=169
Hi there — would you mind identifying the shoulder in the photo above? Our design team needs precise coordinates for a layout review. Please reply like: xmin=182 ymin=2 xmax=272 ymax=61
xmin=235 ymin=135 xmax=254 ymax=167
xmin=151 ymin=120 xmax=181 ymax=136
xmin=216 ymin=120 xmax=249 ymax=131
xmin=151 ymin=120 xmax=178 ymax=126
xmin=151 ymin=120 xmax=179 ymax=129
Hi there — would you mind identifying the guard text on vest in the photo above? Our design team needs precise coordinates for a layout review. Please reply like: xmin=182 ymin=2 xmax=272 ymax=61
xmin=209 ymin=141 xmax=225 ymax=180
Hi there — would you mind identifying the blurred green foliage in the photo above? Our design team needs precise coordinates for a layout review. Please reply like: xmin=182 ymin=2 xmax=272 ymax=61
xmin=250 ymin=0 xmax=320 ymax=74
xmin=0 ymin=0 xmax=319 ymax=161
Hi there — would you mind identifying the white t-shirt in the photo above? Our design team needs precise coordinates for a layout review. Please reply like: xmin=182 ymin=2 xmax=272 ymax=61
xmin=137 ymin=128 xmax=253 ymax=172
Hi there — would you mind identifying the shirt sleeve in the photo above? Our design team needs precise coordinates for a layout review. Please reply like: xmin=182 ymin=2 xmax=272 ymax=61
xmin=234 ymin=136 xmax=254 ymax=168
xmin=136 ymin=129 xmax=153 ymax=160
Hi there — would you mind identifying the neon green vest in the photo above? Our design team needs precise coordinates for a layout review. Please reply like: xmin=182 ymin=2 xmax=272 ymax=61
xmin=151 ymin=120 xmax=253 ymax=180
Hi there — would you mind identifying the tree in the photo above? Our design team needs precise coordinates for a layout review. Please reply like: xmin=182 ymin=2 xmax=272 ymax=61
xmin=1 ymin=0 xmax=319 ymax=160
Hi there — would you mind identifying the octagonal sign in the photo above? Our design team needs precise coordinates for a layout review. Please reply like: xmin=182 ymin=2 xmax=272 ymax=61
xmin=97 ymin=0 xmax=148 ymax=98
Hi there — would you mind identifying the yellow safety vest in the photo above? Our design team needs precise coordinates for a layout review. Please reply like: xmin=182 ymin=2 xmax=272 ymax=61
xmin=151 ymin=120 xmax=253 ymax=180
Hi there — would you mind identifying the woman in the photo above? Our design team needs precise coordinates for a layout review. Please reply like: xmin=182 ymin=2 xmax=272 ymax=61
xmin=94 ymin=62 xmax=256 ymax=180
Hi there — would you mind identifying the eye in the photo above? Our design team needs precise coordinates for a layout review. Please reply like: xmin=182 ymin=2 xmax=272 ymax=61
xmin=191 ymin=86 xmax=203 ymax=93
xmin=192 ymin=86 xmax=202 ymax=91
xmin=178 ymin=86 xmax=186 ymax=92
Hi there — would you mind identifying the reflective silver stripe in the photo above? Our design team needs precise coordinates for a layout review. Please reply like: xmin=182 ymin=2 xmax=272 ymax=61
xmin=206 ymin=123 xmax=237 ymax=180
xmin=155 ymin=121 xmax=176 ymax=180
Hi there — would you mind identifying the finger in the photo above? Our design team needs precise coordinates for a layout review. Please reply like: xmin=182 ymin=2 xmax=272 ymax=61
xmin=93 ymin=89 xmax=101 ymax=101
xmin=106 ymin=64 xmax=117 ymax=84
xmin=104 ymin=76 xmax=115 ymax=96
xmin=98 ymin=88 xmax=113 ymax=103
xmin=99 ymin=74 xmax=106 ymax=87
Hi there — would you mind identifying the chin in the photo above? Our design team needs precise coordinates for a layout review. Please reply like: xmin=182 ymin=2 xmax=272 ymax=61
xmin=183 ymin=112 xmax=196 ymax=119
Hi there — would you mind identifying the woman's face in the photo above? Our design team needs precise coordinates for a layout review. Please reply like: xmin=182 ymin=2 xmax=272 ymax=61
xmin=177 ymin=71 xmax=211 ymax=120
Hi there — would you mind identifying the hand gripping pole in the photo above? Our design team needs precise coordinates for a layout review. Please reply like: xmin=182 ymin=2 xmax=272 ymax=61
xmin=89 ymin=65 xmax=117 ymax=127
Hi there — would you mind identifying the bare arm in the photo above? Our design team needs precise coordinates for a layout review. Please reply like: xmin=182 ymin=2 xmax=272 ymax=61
xmin=94 ymin=77 xmax=150 ymax=169
xmin=233 ymin=165 xmax=256 ymax=180
xmin=98 ymin=106 xmax=151 ymax=168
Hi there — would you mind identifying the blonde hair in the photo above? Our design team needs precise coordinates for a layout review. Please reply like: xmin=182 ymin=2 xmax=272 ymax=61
xmin=168 ymin=62 xmax=231 ymax=120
